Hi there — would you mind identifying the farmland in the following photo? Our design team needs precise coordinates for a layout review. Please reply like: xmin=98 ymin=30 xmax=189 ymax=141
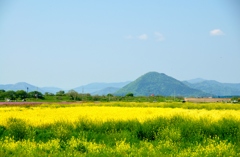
xmin=0 ymin=102 xmax=240 ymax=156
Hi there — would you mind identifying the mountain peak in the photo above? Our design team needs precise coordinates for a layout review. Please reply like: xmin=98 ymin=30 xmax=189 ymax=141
xmin=144 ymin=71 xmax=166 ymax=76
xmin=138 ymin=72 xmax=169 ymax=81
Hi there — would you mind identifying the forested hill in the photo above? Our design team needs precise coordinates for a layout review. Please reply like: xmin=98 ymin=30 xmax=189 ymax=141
xmin=114 ymin=72 xmax=210 ymax=97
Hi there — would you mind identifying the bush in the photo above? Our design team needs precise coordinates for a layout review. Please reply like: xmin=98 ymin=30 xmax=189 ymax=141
xmin=6 ymin=118 xmax=28 ymax=141
xmin=126 ymin=93 xmax=134 ymax=97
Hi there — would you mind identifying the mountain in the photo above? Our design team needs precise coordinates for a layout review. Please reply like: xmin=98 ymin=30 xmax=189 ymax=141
xmin=0 ymin=82 xmax=62 ymax=94
xmin=0 ymin=82 xmax=130 ymax=95
xmin=183 ymin=80 xmax=240 ymax=96
xmin=91 ymin=87 xmax=120 ymax=95
xmin=73 ymin=82 xmax=131 ymax=94
xmin=3 ymin=75 xmax=239 ymax=97
xmin=0 ymin=82 xmax=45 ymax=93
xmin=114 ymin=72 xmax=210 ymax=97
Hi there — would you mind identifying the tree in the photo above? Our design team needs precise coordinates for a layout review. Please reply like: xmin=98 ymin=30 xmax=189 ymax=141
xmin=92 ymin=95 xmax=101 ymax=101
xmin=0 ymin=90 xmax=5 ymax=100
xmin=15 ymin=90 xmax=27 ymax=100
xmin=45 ymin=92 xmax=54 ymax=96
xmin=107 ymin=93 xmax=114 ymax=101
xmin=56 ymin=90 xmax=65 ymax=96
xmin=126 ymin=93 xmax=134 ymax=97
xmin=5 ymin=90 xmax=16 ymax=100
xmin=231 ymin=96 xmax=239 ymax=103
xmin=107 ymin=93 xmax=113 ymax=97
xmin=67 ymin=90 xmax=79 ymax=100
xmin=28 ymin=91 xmax=44 ymax=99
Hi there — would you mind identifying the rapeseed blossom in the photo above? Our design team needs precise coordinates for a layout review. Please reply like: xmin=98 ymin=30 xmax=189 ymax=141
xmin=0 ymin=103 xmax=239 ymax=126
xmin=0 ymin=102 xmax=239 ymax=156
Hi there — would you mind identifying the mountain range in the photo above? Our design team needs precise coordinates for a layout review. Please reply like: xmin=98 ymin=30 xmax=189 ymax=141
xmin=73 ymin=82 xmax=131 ymax=94
xmin=183 ymin=80 xmax=240 ymax=96
xmin=0 ymin=82 xmax=130 ymax=95
xmin=0 ymin=82 xmax=46 ymax=93
xmin=0 ymin=72 xmax=240 ymax=97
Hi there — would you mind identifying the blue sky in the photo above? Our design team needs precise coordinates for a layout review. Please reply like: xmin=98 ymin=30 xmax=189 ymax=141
xmin=1 ymin=0 xmax=240 ymax=89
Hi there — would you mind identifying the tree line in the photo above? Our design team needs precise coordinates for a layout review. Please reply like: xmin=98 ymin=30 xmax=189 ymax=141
xmin=0 ymin=89 xmax=185 ymax=102
xmin=0 ymin=89 xmax=44 ymax=101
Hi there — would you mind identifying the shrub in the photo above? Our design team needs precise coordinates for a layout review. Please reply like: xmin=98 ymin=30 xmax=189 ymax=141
xmin=6 ymin=118 xmax=28 ymax=141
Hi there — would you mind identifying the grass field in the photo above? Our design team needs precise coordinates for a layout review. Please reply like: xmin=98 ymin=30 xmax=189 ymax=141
xmin=0 ymin=102 xmax=239 ymax=156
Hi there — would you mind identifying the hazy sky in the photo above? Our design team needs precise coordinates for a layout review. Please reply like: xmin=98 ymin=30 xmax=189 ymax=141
xmin=1 ymin=0 xmax=240 ymax=89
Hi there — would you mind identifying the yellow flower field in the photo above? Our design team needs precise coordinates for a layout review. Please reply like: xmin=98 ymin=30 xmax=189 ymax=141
xmin=0 ymin=102 xmax=239 ymax=156
xmin=0 ymin=102 xmax=239 ymax=126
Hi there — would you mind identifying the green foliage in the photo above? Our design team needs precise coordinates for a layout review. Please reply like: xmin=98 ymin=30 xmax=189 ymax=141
xmin=0 ymin=116 xmax=239 ymax=155
xmin=0 ymin=90 xmax=5 ymax=100
xmin=4 ymin=90 xmax=16 ymax=100
xmin=44 ymin=92 xmax=54 ymax=96
xmin=0 ymin=89 xmax=28 ymax=101
xmin=125 ymin=93 xmax=134 ymax=97
xmin=28 ymin=91 xmax=44 ymax=99
xmin=67 ymin=90 xmax=79 ymax=100
xmin=56 ymin=90 xmax=65 ymax=96
xmin=6 ymin=118 xmax=28 ymax=141
xmin=33 ymin=126 xmax=55 ymax=142
xmin=0 ymin=125 xmax=6 ymax=137
xmin=15 ymin=90 xmax=27 ymax=100
xmin=231 ymin=96 xmax=240 ymax=103
xmin=107 ymin=93 xmax=113 ymax=97
xmin=75 ymin=143 xmax=88 ymax=153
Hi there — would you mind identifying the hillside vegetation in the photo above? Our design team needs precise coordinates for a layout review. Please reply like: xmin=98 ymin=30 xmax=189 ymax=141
xmin=115 ymin=72 xmax=210 ymax=97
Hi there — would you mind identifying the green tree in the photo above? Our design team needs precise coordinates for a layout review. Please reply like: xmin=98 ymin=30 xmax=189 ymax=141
xmin=67 ymin=90 xmax=79 ymax=100
xmin=56 ymin=90 xmax=65 ymax=96
xmin=0 ymin=90 xmax=5 ymax=100
xmin=107 ymin=93 xmax=113 ymax=97
xmin=107 ymin=93 xmax=114 ymax=101
xmin=92 ymin=95 xmax=101 ymax=101
xmin=45 ymin=92 xmax=54 ymax=96
xmin=15 ymin=90 xmax=27 ymax=100
xmin=28 ymin=91 xmax=44 ymax=99
xmin=5 ymin=90 xmax=16 ymax=100
xmin=231 ymin=96 xmax=239 ymax=103
xmin=126 ymin=93 xmax=134 ymax=97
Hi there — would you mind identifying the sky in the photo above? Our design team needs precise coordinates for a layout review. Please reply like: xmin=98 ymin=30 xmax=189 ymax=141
xmin=0 ymin=0 xmax=240 ymax=89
